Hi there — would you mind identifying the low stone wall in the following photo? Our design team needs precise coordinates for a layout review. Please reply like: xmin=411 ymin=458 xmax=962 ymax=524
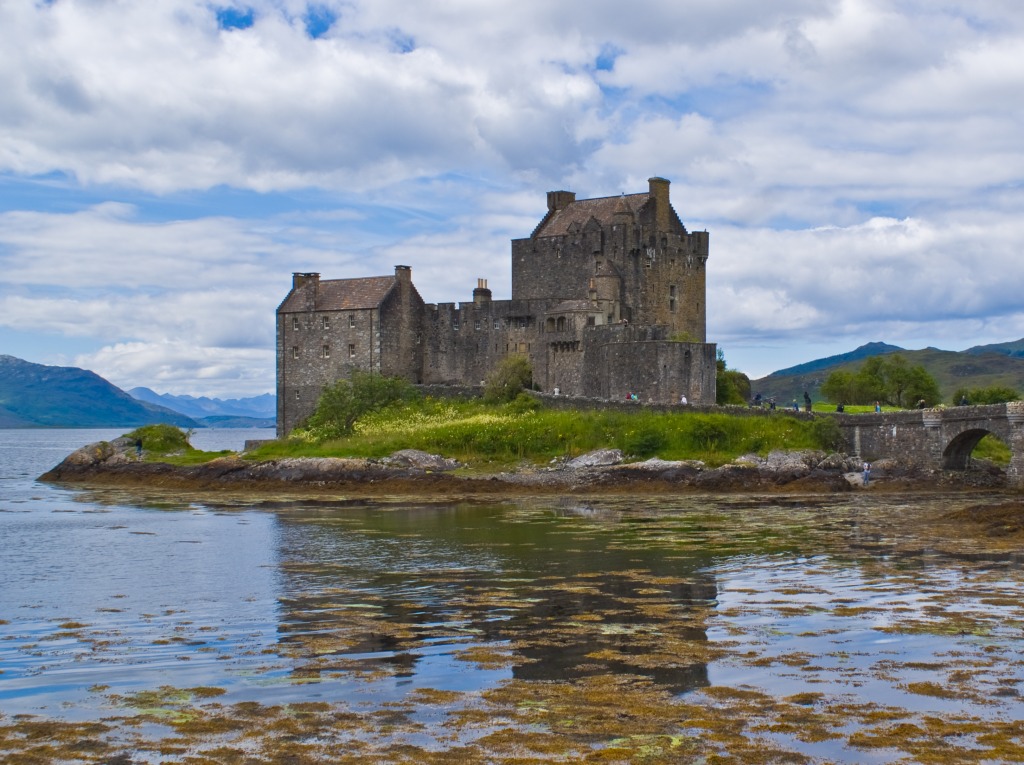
xmin=531 ymin=393 xmax=819 ymax=421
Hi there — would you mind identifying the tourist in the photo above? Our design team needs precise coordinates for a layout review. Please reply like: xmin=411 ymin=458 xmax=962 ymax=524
xmin=874 ymin=401 xmax=882 ymax=413
xmin=679 ymin=394 xmax=688 ymax=405
xmin=862 ymin=462 xmax=871 ymax=486
xmin=836 ymin=402 xmax=845 ymax=413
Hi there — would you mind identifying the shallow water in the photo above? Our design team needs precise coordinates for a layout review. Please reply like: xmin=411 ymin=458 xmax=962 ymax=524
xmin=2 ymin=429 xmax=1024 ymax=763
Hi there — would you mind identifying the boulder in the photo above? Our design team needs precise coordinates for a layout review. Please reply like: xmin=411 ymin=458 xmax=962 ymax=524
xmin=566 ymin=449 xmax=624 ymax=469
xmin=382 ymin=449 xmax=460 ymax=471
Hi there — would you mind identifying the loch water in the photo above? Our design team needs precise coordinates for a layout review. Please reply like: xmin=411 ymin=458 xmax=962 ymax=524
xmin=2 ymin=428 xmax=1024 ymax=763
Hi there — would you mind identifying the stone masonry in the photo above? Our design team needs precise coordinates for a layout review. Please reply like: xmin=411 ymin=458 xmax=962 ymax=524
xmin=277 ymin=177 xmax=718 ymax=436
xmin=833 ymin=402 xmax=1024 ymax=485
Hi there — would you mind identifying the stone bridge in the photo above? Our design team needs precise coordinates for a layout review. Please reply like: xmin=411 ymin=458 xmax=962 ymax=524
xmin=834 ymin=402 xmax=1024 ymax=485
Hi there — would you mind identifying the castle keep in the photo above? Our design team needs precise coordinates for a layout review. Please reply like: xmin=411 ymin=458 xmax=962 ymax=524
xmin=277 ymin=177 xmax=717 ymax=436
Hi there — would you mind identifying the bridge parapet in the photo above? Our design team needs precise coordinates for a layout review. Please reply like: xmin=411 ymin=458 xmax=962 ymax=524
xmin=832 ymin=403 xmax=1024 ymax=486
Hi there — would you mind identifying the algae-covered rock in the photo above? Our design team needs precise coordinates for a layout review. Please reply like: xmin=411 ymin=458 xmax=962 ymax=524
xmin=61 ymin=440 xmax=116 ymax=466
xmin=382 ymin=449 xmax=460 ymax=471
xmin=567 ymin=449 xmax=624 ymax=469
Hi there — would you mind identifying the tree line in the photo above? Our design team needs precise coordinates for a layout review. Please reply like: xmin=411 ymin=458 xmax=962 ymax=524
xmin=820 ymin=354 xmax=1019 ymax=408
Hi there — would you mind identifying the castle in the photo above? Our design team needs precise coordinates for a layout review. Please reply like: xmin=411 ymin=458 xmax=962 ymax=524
xmin=276 ymin=177 xmax=717 ymax=436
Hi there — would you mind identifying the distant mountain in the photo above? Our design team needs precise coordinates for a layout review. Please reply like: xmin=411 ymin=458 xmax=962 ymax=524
xmin=0 ymin=355 xmax=199 ymax=428
xmin=129 ymin=387 xmax=276 ymax=420
xmin=965 ymin=339 xmax=1024 ymax=359
xmin=767 ymin=342 xmax=904 ymax=377
xmin=751 ymin=340 xmax=1024 ymax=405
xmin=194 ymin=415 xmax=276 ymax=429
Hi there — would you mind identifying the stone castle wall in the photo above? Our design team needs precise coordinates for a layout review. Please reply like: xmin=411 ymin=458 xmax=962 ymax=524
xmin=277 ymin=177 xmax=719 ymax=437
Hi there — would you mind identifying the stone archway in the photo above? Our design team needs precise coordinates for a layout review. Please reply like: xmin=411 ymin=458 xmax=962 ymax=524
xmin=942 ymin=428 xmax=996 ymax=470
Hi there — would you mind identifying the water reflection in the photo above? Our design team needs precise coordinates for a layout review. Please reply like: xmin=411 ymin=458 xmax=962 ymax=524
xmin=7 ymin=432 xmax=1024 ymax=761
xmin=271 ymin=502 xmax=719 ymax=695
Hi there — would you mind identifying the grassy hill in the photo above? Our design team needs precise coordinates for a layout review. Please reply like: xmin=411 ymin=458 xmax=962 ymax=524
xmin=0 ymin=355 xmax=199 ymax=428
xmin=751 ymin=341 xmax=1024 ymax=405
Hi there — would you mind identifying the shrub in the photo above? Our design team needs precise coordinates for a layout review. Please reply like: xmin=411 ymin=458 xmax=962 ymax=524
xmin=301 ymin=372 xmax=418 ymax=441
xmin=483 ymin=356 xmax=533 ymax=403
xmin=506 ymin=391 xmax=542 ymax=414
xmin=809 ymin=416 xmax=846 ymax=452
xmin=125 ymin=424 xmax=193 ymax=455
xmin=951 ymin=386 xmax=1019 ymax=406
xmin=690 ymin=420 xmax=729 ymax=451
xmin=621 ymin=426 xmax=667 ymax=458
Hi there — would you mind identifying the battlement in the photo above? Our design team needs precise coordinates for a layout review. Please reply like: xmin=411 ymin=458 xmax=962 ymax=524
xmin=277 ymin=176 xmax=716 ymax=436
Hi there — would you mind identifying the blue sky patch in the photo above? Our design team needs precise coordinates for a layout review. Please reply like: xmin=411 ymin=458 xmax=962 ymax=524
xmin=595 ymin=44 xmax=622 ymax=72
xmin=304 ymin=6 xmax=337 ymax=39
xmin=215 ymin=6 xmax=255 ymax=31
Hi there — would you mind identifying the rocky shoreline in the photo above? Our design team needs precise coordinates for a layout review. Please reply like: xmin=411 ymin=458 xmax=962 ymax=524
xmin=38 ymin=437 xmax=1011 ymax=496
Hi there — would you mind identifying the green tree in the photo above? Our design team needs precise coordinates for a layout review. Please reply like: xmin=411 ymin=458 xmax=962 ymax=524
xmin=820 ymin=354 xmax=940 ymax=408
xmin=716 ymin=349 xmax=751 ymax=405
xmin=302 ymin=372 xmax=417 ymax=440
xmin=901 ymin=365 xmax=942 ymax=408
xmin=483 ymin=355 xmax=533 ymax=403
xmin=820 ymin=370 xmax=857 ymax=405
xmin=951 ymin=386 xmax=1019 ymax=406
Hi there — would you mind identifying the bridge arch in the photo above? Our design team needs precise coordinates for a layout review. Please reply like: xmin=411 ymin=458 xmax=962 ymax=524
xmin=835 ymin=402 xmax=1024 ymax=486
xmin=942 ymin=428 xmax=1000 ymax=470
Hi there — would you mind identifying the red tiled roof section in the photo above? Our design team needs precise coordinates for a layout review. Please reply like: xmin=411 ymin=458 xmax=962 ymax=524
xmin=535 ymin=193 xmax=649 ymax=237
xmin=280 ymin=276 xmax=396 ymax=312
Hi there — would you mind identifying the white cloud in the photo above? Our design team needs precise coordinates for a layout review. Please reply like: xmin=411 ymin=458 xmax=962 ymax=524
xmin=2 ymin=0 xmax=1024 ymax=393
xmin=77 ymin=341 xmax=274 ymax=399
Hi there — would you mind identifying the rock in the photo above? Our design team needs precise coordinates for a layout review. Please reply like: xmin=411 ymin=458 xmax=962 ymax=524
xmin=60 ymin=441 xmax=116 ymax=466
xmin=382 ymin=449 xmax=460 ymax=471
xmin=566 ymin=449 xmax=624 ymax=468
xmin=695 ymin=463 xmax=760 ymax=490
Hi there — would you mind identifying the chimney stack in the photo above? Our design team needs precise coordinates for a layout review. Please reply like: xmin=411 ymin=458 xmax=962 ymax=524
xmin=394 ymin=265 xmax=412 ymax=283
xmin=546 ymin=190 xmax=576 ymax=212
xmin=648 ymin=177 xmax=671 ymax=231
xmin=292 ymin=272 xmax=320 ymax=290
xmin=473 ymin=278 xmax=492 ymax=305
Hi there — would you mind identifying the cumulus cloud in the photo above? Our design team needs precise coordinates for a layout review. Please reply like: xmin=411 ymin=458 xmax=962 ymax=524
xmin=77 ymin=341 xmax=274 ymax=399
xmin=2 ymin=0 xmax=1024 ymax=389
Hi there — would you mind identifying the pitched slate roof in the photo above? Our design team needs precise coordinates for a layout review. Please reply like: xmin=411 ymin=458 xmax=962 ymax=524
xmin=279 ymin=276 xmax=396 ymax=313
xmin=535 ymin=193 xmax=649 ymax=237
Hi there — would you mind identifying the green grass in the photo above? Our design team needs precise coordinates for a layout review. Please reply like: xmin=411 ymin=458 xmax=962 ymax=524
xmin=248 ymin=398 xmax=834 ymax=468
xmin=125 ymin=423 xmax=233 ymax=465
xmin=126 ymin=424 xmax=194 ymax=455
xmin=973 ymin=434 xmax=1011 ymax=466
xmin=813 ymin=404 xmax=892 ymax=413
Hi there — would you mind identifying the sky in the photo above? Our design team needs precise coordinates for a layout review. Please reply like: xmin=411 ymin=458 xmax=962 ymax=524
xmin=2 ymin=0 xmax=1024 ymax=397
